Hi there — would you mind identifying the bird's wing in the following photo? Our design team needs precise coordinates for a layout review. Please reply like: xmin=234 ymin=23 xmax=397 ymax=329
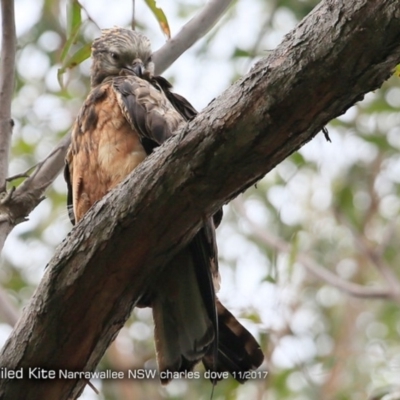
xmin=113 ymin=75 xmax=184 ymax=154
xmin=152 ymin=75 xmax=198 ymax=121
xmin=114 ymin=74 xmax=221 ymax=297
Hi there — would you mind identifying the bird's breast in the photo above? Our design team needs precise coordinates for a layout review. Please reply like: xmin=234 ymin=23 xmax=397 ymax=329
xmin=70 ymin=83 xmax=147 ymax=221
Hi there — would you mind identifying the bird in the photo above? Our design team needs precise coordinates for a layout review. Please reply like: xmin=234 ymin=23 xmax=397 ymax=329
xmin=64 ymin=27 xmax=264 ymax=384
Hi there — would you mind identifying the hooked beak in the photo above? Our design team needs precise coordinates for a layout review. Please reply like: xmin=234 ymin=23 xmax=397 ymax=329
xmin=129 ymin=60 xmax=145 ymax=78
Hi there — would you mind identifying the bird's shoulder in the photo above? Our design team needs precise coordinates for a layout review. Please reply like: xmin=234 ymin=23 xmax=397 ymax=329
xmin=112 ymin=74 xmax=185 ymax=150
xmin=112 ymin=74 xmax=182 ymax=119
xmin=71 ymin=82 xmax=118 ymax=140
xmin=151 ymin=75 xmax=197 ymax=121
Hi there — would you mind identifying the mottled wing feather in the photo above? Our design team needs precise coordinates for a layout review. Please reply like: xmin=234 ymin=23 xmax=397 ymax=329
xmin=152 ymin=75 xmax=197 ymax=121
xmin=113 ymin=75 xmax=184 ymax=153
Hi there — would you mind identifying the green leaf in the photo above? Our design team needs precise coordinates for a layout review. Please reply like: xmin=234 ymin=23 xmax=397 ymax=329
xmin=290 ymin=152 xmax=306 ymax=167
xmin=395 ymin=64 xmax=400 ymax=77
xmin=232 ymin=47 xmax=251 ymax=58
xmin=263 ymin=275 xmax=276 ymax=284
xmin=60 ymin=0 xmax=83 ymax=63
xmin=143 ymin=0 xmax=171 ymax=39
xmin=67 ymin=0 xmax=82 ymax=37
xmin=57 ymin=42 xmax=91 ymax=88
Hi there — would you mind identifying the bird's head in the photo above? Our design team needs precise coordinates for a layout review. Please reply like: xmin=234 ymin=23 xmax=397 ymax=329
xmin=90 ymin=27 xmax=154 ymax=87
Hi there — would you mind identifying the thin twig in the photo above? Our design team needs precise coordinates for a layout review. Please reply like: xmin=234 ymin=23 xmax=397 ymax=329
xmin=6 ymin=161 xmax=39 ymax=182
xmin=152 ymin=0 xmax=233 ymax=74
xmin=0 ymin=135 xmax=70 ymax=256
xmin=14 ymin=134 xmax=70 ymax=196
xmin=337 ymin=212 xmax=400 ymax=300
xmin=85 ymin=380 xmax=99 ymax=395
xmin=0 ymin=0 xmax=16 ymax=191
xmin=356 ymin=236 xmax=400 ymax=296
xmin=6 ymin=172 xmax=30 ymax=182
xmin=233 ymin=199 xmax=393 ymax=301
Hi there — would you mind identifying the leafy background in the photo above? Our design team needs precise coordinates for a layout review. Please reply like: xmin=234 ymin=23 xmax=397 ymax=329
xmin=1 ymin=0 xmax=400 ymax=399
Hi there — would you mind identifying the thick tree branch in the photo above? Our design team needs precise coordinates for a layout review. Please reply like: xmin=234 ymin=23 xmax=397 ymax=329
xmin=0 ymin=1 xmax=400 ymax=399
xmin=152 ymin=0 xmax=233 ymax=74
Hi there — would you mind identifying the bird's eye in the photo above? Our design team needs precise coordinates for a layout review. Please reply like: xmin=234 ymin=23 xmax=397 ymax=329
xmin=111 ymin=52 xmax=120 ymax=61
xmin=147 ymin=55 xmax=153 ymax=63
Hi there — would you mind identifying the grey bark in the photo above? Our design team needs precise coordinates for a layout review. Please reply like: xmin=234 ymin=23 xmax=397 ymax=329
xmin=0 ymin=0 xmax=16 ymax=255
xmin=0 ymin=0 xmax=399 ymax=399
xmin=0 ymin=0 xmax=16 ymax=190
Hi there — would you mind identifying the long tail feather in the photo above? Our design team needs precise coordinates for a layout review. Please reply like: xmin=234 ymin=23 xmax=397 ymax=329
xmin=202 ymin=299 xmax=264 ymax=383
xmin=152 ymin=247 xmax=214 ymax=384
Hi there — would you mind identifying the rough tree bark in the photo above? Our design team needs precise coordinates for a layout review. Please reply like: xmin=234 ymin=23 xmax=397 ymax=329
xmin=0 ymin=0 xmax=399 ymax=399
